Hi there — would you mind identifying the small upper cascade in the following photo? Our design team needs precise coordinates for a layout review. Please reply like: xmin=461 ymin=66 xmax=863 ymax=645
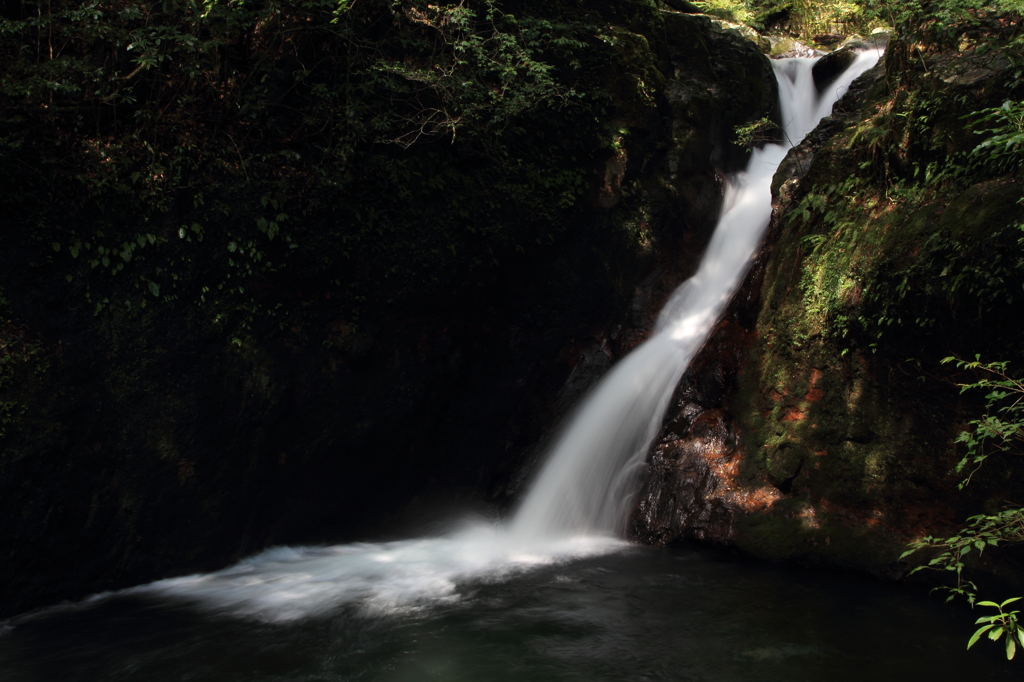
xmin=509 ymin=48 xmax=883 ymax=542
xmin=774 ymin=50 xmax=881 ymax=145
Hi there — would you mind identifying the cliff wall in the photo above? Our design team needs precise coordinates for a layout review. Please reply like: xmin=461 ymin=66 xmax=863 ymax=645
xmin=0 ymin=1 xmax=776 ymax=617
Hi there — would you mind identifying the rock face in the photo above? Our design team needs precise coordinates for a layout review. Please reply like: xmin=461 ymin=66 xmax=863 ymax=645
xmin=0 ymin=3 xmax=776 ymax=617
xmin=630 ymin=29 xmax=1024 ymax=584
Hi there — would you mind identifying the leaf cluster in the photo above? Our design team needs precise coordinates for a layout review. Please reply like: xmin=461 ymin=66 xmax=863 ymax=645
xmin=970 ymin=598 xmax=1024 ymax=660
xmin=732 ymin=115 xmax=780 ymax=149
xmin=902 ymin=507 xmax=1024 ymax=598
xmin=941 ymin=356 xmax=1024 ymax=486
xmin=966 ymin=100 xmax=1024 ymax=175
xmin=900 ymin=358 xmax=1024 ymax=660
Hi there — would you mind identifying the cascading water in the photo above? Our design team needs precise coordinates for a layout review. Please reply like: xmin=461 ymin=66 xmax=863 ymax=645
xmin=10 ymin=50 xmax=882 ymax=625
xmin=510 ymin=49 xmax=882 ymax=541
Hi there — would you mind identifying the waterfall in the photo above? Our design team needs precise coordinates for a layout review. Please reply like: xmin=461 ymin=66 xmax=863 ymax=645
xmin=509 ymin=49 xmax=882 ymax=540
xmin=36 ymin=50 xmax=881 ymax=624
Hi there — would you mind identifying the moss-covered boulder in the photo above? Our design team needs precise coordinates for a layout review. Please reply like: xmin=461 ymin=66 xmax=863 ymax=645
xmin=631 ymin=24 xmax=1024 ymax=586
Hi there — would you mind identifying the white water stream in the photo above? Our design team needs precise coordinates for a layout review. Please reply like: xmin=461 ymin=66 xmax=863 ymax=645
xmin=510 ymin=49 xmax=882 ymax=541
xmin=24 ymin=50 xmax=881 ymax=625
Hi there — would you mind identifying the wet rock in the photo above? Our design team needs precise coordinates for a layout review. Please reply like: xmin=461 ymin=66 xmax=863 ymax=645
xmin=839 ymin=31 xmax=890 ymax=50
xmin=630 ymin=410 xmax=741 ymax=546
xmin=662 ymin=0 xmax=701 ymax=13
xmin=812 ymin=46 xmax=860 ymax=92
xmin=768 ymin=37 xmax=825 ymax=59
xmin=707 ymin=18 xmax=772 ymax=54
xmin=814 ymin=33 xmax=845 ymax=47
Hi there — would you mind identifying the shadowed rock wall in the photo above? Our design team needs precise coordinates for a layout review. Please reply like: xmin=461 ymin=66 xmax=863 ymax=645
xmin=0 ymin=3 xmax=776 ymax=617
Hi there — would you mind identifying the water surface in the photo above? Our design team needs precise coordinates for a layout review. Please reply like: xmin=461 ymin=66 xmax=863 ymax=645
xmin=2 ymin=544 xmax=1015 ymax=681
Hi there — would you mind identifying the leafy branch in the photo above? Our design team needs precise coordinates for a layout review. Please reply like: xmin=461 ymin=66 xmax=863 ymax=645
xmin=901 ymin=507 xmax=1024 ymax=603
xmin=965 ymin=100 xmax=1024 ymax=175
xmin=970 ymin=598 xmax=1024 ymax=660
xmin=901 ymin=356 xmax=1024 ymax=659
xmin=733 ymin=115 xmax=780 ymax=149
xmin=942 ymin=356 xmax=1024 ymax=488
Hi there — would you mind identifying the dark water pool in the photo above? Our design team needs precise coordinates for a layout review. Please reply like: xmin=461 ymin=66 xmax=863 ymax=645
xmin=1 ymin=545 xmax=1016 ymax=681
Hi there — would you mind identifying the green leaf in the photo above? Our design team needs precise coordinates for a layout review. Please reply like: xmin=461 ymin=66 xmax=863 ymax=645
xmin=969 ymin=624 xmax=996 ymax=649
xmin=1008 ymin=635 xmax=1017 ymax=660
xmin=52 ymin=242 xmax=60 ymax=252
xmin=148 ymin=282 xmax=160 ymax=297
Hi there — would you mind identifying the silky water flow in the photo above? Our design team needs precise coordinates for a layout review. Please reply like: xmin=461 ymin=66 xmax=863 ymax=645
xmin=8 ymin=52 xmax=883 ymax=624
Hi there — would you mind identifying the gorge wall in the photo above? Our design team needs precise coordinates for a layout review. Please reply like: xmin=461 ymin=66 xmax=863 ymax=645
xmin=6 ymin=0 xmax=1020 ymax=621
xmin=0 ymin=2 xmax=776 ymax=617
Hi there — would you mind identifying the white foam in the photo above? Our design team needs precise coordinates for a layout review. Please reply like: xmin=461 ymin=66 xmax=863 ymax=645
xmin=125 ymin=524 xmax=627 ymax=621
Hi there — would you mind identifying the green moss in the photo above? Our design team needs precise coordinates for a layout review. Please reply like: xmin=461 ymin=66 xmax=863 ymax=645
xmin=728 ymin=28 xmax=1024 ymax=577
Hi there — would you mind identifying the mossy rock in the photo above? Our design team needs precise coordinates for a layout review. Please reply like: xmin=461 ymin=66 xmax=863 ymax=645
xmin=647 ymin=32 xmax=1024 ymax=583
xmin=939 ymin=181 xmax=1024 ymax=237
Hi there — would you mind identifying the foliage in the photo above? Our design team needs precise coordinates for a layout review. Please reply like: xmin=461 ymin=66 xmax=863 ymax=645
xmin=733 ymin=115 xmax=780 ymax=148
xmin=0 ymin=0 xmax=609 ymax=335
xmin=966 ymin=100 xmax=1024 ymax=175
xmin=867 ymin=216 xmax=1024 ymax=340
xmin=711 ymin=0 xmax=1024 ymax=44
xmin=900 ymin=358 xmax=1024 ymax=659
xmin=784 ymin=68 xmax=1024 ymax=351
xmin=942 ymin=356 xmax=1024 ymax=487
xmin=749 ymin=1 xmax=1024 ymax=662
xmin=695 ymin=0 xmax=756 ymax=24
xmin=858 ymin=91 xmax=1024 ymax=340
xmin=969 ymin=598 xmax=1024 ymax=660
xmin=750 ymin=0 xmax=870 ymax=37
xmin=368 ymin=1 xmax=583 ymax=146
xmin=788 ymin=179 xmax=870 ymax=346
xmin=902 ymin=506 xmax=1024 ymax=602
xmin=859 ymin=0 xmax=1024 ymax=36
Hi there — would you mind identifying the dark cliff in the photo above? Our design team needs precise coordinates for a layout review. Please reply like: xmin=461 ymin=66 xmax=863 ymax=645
xmin=0 ymin=1 xmax=776 ymax=617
